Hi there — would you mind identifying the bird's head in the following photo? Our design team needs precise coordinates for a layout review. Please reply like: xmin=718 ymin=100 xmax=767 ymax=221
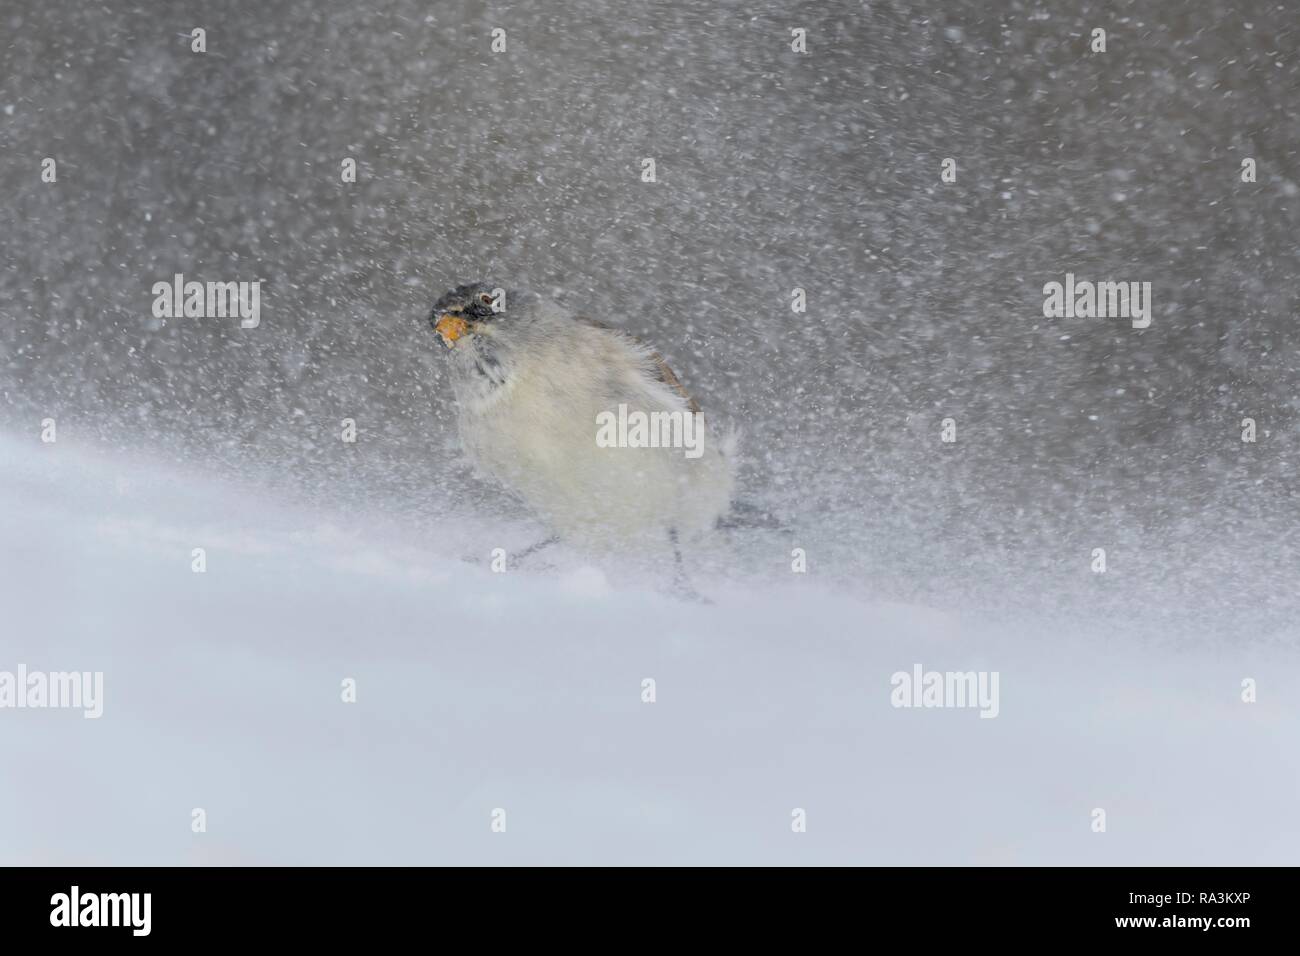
xmin=428 ymin=281 xmax=509 ymax=350
xmin=427 ymin=280 xmax=542 ymax=395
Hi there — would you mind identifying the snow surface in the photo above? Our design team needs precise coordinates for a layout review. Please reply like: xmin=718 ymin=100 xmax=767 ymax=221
xmin=2 ymin=432 xmax=1296 ymax=865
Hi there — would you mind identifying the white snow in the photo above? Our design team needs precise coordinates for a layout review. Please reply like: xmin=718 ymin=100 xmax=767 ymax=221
xmin=2 ymin=432 xmax=1296 ymax=865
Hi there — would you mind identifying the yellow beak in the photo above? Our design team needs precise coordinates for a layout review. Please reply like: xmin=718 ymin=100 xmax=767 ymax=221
xmin=435 ymin=314 xmax=469 ymax=346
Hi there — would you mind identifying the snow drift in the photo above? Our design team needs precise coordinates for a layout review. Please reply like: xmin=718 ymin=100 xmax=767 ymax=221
xmin=2 ymin=432 xmax=1296 ymax=865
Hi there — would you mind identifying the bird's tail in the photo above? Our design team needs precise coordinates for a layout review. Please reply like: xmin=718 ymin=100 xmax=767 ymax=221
xmin=716 ymin=498 xmax=788 ymax=532
xmin=709 ymin=424 xmax=789 ymax=532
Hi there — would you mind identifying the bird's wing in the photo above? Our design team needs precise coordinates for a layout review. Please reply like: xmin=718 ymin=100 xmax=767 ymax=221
xmin=574 ymin=315 xmax=702 ymax=414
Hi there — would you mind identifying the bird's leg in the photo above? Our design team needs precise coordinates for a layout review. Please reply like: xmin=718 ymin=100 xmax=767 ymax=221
xmin=513 ymin=534 xmax=559 ymax=569
xmin=668 ymin=527 xmax=712 ymax=604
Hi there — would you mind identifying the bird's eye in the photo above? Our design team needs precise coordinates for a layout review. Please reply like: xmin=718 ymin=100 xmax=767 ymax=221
xmin=478 ymin=292 xmax=495 ymax=307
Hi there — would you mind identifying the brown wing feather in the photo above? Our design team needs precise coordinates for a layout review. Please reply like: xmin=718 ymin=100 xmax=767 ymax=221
xmin=574 ymin=315 xmax=702 ymax=414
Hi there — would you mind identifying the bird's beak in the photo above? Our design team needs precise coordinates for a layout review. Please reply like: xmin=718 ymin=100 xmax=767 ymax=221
xmin=434 ymin=314 xmax=470 ymax=348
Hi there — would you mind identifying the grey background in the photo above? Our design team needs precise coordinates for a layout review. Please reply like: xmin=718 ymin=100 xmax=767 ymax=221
xmin=2 ymin=0 xmax=1298 ymax=634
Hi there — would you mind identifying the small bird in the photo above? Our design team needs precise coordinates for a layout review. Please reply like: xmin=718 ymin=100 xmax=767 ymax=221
xmin=428 ymin=281 xmax=735 ymax=568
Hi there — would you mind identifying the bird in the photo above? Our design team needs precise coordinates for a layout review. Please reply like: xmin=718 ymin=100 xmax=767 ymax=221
xmin=427 ymin=281 xmax=736 ymax=574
